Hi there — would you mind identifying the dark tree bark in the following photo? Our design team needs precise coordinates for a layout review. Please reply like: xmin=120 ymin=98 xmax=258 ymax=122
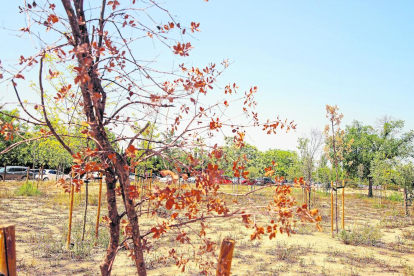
xmin=100 ymin=172 xmax=120 ymax=276
xmin=59 ymin=1 xmax=148 ymax=274
xmin=368 ymin=178 xmax=373 ymax=197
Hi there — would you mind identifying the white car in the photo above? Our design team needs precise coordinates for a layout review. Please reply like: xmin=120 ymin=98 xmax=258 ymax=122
xmin=35 ymin=169 xmax=70 ymax=181
xmin=159 ymin=175 xmax=172 ymax=183
xmin=82 ymin=171 xmax=106 ymax=182
xmin=159 ymin=176 xmax=186 ymax=183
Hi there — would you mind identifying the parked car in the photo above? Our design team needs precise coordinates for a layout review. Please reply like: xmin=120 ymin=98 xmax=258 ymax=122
xmin=159 ymin=175 xmax=172 ymax=183
xmin=128 ymin=172 xmax=135 ymax=182
xmin=231 ymin=177 xmax=240 ymax=184
xmin=241 ymin=178 xmax=256 ymax=185
xmin=255 ymin=177 xmax=275 ymax=186
xmin=30 ymin=169 xmax=42 ymax=177
xmin=0 ymin=166 xmax=35 ymax=181
xmin=213 ymin=176 xmax=232 ymax=185
xmin=35 ymin=169 xmax=70 ymax=181
xmin=81 ymin=171 xmax=107 ymax=182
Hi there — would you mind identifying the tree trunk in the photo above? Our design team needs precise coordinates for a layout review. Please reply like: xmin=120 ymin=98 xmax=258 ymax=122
xmin=308 ymin=182 xmax=312 ymax=209
xmin=60 ymin=1 xmax=147 ymax=273
xmin=404 ymin=187 xmax=408 ymax=216
xmin=115 ymin=159 xmax=147 ymax=276
xmin=56 ymin=164 xmax=60 ymax=181
xmin=99 ymin=172 xmax=120 ymax=276
xmin=307 ymin=173 xmax=312 ymax=209
xmin=368 ymin=178 xmax=373 ymax=197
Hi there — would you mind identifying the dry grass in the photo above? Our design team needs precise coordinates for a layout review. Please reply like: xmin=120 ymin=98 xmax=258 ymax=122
xmin=1 ymin=180 xmax=414 ymax=275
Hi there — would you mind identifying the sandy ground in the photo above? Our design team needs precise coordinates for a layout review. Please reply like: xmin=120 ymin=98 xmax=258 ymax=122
xmin=1 ymin=180 xmax=414 ymax=276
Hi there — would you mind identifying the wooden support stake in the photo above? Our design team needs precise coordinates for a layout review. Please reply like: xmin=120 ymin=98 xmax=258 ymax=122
xmin=0 ymin=225 xmax=16 ymax=276
xmin=67 ymin=171 xmax=75 ymax=249
xmin=81 ymin=179 xmax=89 ymax=242
xmin=342 ymin=180 xmax=345 ymax=230
xmin=95 ymin=172 xmax=103 ymax=245
xmin=216 ymin=238 xmax=235 ymax=276
xmin=26 ymin=167 xmax=30 ymax=185
xmin=331 ymin=181 xmax=334 ymax=238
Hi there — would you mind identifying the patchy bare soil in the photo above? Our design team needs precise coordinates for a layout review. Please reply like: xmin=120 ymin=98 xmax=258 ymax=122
xmin=1 ymin=180 xmax=414 ymax=276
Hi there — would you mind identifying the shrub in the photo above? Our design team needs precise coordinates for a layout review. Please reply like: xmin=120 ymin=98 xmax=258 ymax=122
xmin=15 ymin=182 xmax=42 ymax=196
xmin=380 ymin=215 xmax=414 ymax=228
xmin=386 ymin=183 xmax=399 ymax=191
xmin=338 ymin=224 xmax=382 ymax=246
xmin=388 ymin=192 xmax=403 ymax=202
xmin=346 ymin=181 xmax=358 ymax=189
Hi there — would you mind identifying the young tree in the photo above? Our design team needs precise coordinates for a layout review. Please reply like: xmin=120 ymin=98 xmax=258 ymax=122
xmin=0 ymin=1 xmax=320 ymax=275
xmin=324 ymin=105 xmax=352 ymax=233
xmin=390 ymin=161 xmax=414 ymax=216
xmin=297 ymin=128 xmax=323 ymax=208
xmin=370 ymin=154 xmax=390 ymax=197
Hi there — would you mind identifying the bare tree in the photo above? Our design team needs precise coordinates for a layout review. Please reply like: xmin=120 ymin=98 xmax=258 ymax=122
xmin=297 ymin=128 xmax=323 ymax=208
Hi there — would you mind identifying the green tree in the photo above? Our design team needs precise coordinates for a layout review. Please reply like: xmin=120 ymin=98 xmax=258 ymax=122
xmin=370 ymin=154 xmax=390 ymax=188
xmin=262 ymin=149 xmax=298 ymax=177
xmin=0 ymin=108 xmax=31 ymax=167
xmin=390 ymin=161 xmax=414 ymax=216
xmin=343 ymin=119 xmax=414 ymax=197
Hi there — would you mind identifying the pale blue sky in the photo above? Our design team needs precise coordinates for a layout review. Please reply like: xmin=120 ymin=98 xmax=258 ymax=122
xmin=1 ymin=1 xmax=413 ymax=151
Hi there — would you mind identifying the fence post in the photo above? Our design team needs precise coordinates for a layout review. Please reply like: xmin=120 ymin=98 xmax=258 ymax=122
xmin=0 ymin=225 xmax=16 ymax=276
xmin=216 ymin=238 xmax=235 ymax=276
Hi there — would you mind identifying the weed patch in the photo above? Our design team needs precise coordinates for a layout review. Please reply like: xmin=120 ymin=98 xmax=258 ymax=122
xmin=338 ymin=224 xmax=382 ymax=246
xmin=15 ymin=182 xmax=42 ymax=196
